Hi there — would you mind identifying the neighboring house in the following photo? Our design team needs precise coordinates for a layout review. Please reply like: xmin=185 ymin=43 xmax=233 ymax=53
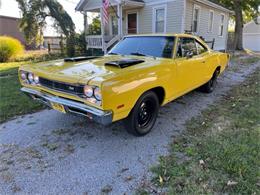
xmin=243 ymin=17 xmax=260 ymax=52
xmin=0 ymin=15 xmax=26 ymax=45
xmin=75 ymin=0 xmax=232 ymax=53
xmin=43 ymin=36 xmax=65 ymax=49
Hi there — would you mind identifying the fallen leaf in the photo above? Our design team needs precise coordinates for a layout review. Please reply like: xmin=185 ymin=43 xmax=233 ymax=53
xmin=159 ymin=175 xmax=163 ymax=184
xmin=101 ymin=185 xmax=113 ymax=193
xmin=227 ymin=180 xmax=238 ymax=186
xmin=199 ymin=160 xmax=205 ymax=165
xmin=124 ymin=176 xmax=133 ymax=182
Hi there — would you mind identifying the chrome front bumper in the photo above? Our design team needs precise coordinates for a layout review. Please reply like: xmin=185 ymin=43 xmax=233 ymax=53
xmin=21 ymin=87 xmax=113 ymax=125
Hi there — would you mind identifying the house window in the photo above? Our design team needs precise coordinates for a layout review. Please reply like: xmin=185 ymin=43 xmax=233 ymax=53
xmin=153 ymin=5 xmax=166 ymax=33
xmin=219 ymin=14 xmax=225 ymax=36
xmin=208 ymin=10 xmax=214 ymax=32
xmin=193 ymin=5 xmax=200 ymax=33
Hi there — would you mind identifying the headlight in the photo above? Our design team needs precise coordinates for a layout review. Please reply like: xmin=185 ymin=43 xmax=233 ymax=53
xmin=83 ymin=85 xmax=102 ymax=104
xmin=20 ymin=71 xmax=27 ymax=80
xmin=84 ymin=85 xmax=94 ymax=97
xmin=94 ymin=87 xmax=102 ymax=101
xmin=34 ymin=75 xmax=39 ymax=84
xmin=28 ymin=73 xmax=34 ymax=83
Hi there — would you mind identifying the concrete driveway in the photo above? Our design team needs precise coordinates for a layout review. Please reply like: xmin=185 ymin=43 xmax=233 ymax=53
xmin=0 ymin=59 xmax=259 ymax=194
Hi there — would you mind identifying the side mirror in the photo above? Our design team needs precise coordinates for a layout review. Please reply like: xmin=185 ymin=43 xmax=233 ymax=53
xmin=186 ymin=51 xmax=194 ymax=59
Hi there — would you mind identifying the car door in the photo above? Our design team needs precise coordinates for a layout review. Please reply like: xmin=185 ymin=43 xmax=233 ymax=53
xmin=194 ymin=39 xmax=211 ymax=83
xmin=174 ymin=37 xmax=207 ymax=95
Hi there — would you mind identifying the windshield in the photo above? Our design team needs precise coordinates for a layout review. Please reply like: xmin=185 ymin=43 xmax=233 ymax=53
xmin=109 ymin=36 xmax=175 ymax=58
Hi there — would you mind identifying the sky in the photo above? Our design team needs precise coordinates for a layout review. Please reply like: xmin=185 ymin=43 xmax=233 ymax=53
xmin=0 ymin=0 xmax=85 ymax=36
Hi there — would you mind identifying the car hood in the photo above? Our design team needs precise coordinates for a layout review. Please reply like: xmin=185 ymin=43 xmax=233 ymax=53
xmin=25 ymin=55 xmax=161 ymax=84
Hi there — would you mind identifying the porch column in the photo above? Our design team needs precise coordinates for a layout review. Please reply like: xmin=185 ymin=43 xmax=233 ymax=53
xmin=100 ymin=7 xmax=106 ymax=53
xmin=84 ymin=11 xmax=89 ymax=50
xmin=84 ymin=11 xmax=89 ymax=34
xmin=117 ymin=3 xmax=123 ymax=37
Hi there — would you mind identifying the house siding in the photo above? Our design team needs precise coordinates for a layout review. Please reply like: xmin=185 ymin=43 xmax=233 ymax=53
xmin=185 ymin=0 xmax=230 ymax=50
xmin=243 ymin=19 xmax=260 ymax=34
xmin=123 ymin=0 xmax=184 ymax=34
xmin=81 ymin=0 xmax=230 ymax=50
xmin=83 ymin=0 xmax=184 ymax=34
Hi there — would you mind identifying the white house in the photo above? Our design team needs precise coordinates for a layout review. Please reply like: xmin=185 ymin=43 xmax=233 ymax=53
xmin=75 ymin=0 xmax=232 ymax=53
xmin=243 ymin=17 xmax=260 ymax=52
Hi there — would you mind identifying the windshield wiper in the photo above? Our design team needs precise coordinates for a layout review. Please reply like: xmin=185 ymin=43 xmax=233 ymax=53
xmin=130 ymin=52 xmax=147 ymax=56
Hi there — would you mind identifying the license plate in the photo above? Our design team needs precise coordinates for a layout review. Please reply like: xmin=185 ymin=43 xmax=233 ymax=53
xmin=51 ymin=102 xmax=66 ymax=113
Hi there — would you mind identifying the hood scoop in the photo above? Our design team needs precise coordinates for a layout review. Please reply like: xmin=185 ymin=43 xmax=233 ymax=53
xmin=105 ymin=59 xmax=145 ymax=68
xmin=64 ymin=56 xmax=100 ymax=62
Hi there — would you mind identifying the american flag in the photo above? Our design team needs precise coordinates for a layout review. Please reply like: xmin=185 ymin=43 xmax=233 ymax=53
xmin=102 ymin=0 xmax=109 ymax=25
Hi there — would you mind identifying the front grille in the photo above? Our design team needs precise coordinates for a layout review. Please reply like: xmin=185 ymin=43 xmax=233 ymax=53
xmin=39 ymin=77 xmax=84 ymax=95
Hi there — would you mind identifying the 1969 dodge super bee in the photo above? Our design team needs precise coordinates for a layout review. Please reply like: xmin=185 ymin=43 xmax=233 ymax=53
xmin=19 ymin=34 xmax=229 ymax=136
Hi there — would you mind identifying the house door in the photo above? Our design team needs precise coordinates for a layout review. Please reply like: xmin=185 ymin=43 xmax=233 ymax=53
xmin=127 ymin=13 xmax=137 ymax=34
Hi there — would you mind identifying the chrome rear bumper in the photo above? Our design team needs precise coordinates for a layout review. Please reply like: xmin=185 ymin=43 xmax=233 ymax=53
xmin=21 ymin=87 xmax=113 ymax=125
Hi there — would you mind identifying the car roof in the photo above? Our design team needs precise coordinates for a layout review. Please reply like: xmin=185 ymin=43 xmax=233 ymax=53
xmin=125 ymin=33 xmax=196 ymax=38
xmin=124 ymin=34 xmax=212 ymax=51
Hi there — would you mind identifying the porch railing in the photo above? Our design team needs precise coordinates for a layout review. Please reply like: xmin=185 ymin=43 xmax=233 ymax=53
xmin=86 ymin=35 xmax=121 ymax=53
xmin=86 ymin=35 xmax=103 ymax=49
xmin=106 ymin=35 xmax=120 ymax=49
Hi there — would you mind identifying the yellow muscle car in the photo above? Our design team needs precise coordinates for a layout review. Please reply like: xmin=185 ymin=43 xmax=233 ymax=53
xmin=19 ymin=34 xmax=229 ymax=136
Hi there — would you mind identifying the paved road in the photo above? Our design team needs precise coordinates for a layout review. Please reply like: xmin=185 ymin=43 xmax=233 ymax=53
xmin=0 ymin=60 xmax=259 ymax=194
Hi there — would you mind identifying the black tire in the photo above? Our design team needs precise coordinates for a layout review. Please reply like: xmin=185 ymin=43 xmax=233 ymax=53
xmin=201 ymin=70 xmax=220 ymax=93
xmin=124 ymin=91 xmax=159 ymax=136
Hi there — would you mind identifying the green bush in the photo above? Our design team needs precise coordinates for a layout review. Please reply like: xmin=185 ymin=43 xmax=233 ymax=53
xmin=0 ymin=36 xmax=24 ymax=62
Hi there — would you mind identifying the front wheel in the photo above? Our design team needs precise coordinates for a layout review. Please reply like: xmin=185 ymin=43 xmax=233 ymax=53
xmin=124 ymin=91 xmax=159 ymax=136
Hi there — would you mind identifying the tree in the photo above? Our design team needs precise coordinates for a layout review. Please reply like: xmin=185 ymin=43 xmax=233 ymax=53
xmin=16 ymin=0 xmax=76 ymax=56
xmin=16 ymin=0 xmax=45 ymax=48
xmin=87 ymin=16 xmax=101 ymax=35
xmin=211 ymin=0 xmax=260 ymax=50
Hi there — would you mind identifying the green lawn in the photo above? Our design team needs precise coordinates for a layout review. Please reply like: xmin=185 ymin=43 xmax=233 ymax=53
xmin=144 ymin=69 xmax=260 ymax=194
xmin=0 ymin=61 xmax=44 ymax=123
xmin=0 ymin=51 xmax=82 ymax=123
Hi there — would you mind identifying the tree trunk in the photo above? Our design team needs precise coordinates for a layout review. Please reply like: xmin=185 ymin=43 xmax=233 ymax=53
xmin=234 ymin=1 xmax=244 ymax=50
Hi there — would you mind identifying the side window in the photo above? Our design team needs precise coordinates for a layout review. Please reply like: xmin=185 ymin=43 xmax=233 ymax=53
xmin=219 ymin=14 xmax=225 ymax=36
xmin=193 ymin=5 xmax=200 ymax=33
xmin=196 ymin=40 xmax=208 ymax=54
xmin=177 ymin=38 xmax=198 ymax=58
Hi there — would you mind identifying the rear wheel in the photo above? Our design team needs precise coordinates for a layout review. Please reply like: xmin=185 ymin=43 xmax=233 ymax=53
xmin=124 ymin=91 xmax=159 ymax=136
xmin=201 ymin=69 xmax=220 ymax=93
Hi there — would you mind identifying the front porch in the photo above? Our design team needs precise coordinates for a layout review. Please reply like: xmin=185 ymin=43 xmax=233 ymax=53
xmin=83 ymin=0 xmax=144 ymax=53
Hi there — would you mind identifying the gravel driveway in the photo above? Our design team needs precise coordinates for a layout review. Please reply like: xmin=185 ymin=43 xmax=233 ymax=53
xmin=0 ymin=58 xmax=259 ymax=195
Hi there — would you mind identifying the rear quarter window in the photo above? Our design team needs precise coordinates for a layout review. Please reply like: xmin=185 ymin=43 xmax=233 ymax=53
xmin=196 ymin=40 xmax=208 ymax=54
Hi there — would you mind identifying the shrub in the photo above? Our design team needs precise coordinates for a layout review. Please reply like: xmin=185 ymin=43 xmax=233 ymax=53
xmin=12 ymin=50 xmax=63 ymax=62
xmin=0 ymin=36 xmax=24 ymax=62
